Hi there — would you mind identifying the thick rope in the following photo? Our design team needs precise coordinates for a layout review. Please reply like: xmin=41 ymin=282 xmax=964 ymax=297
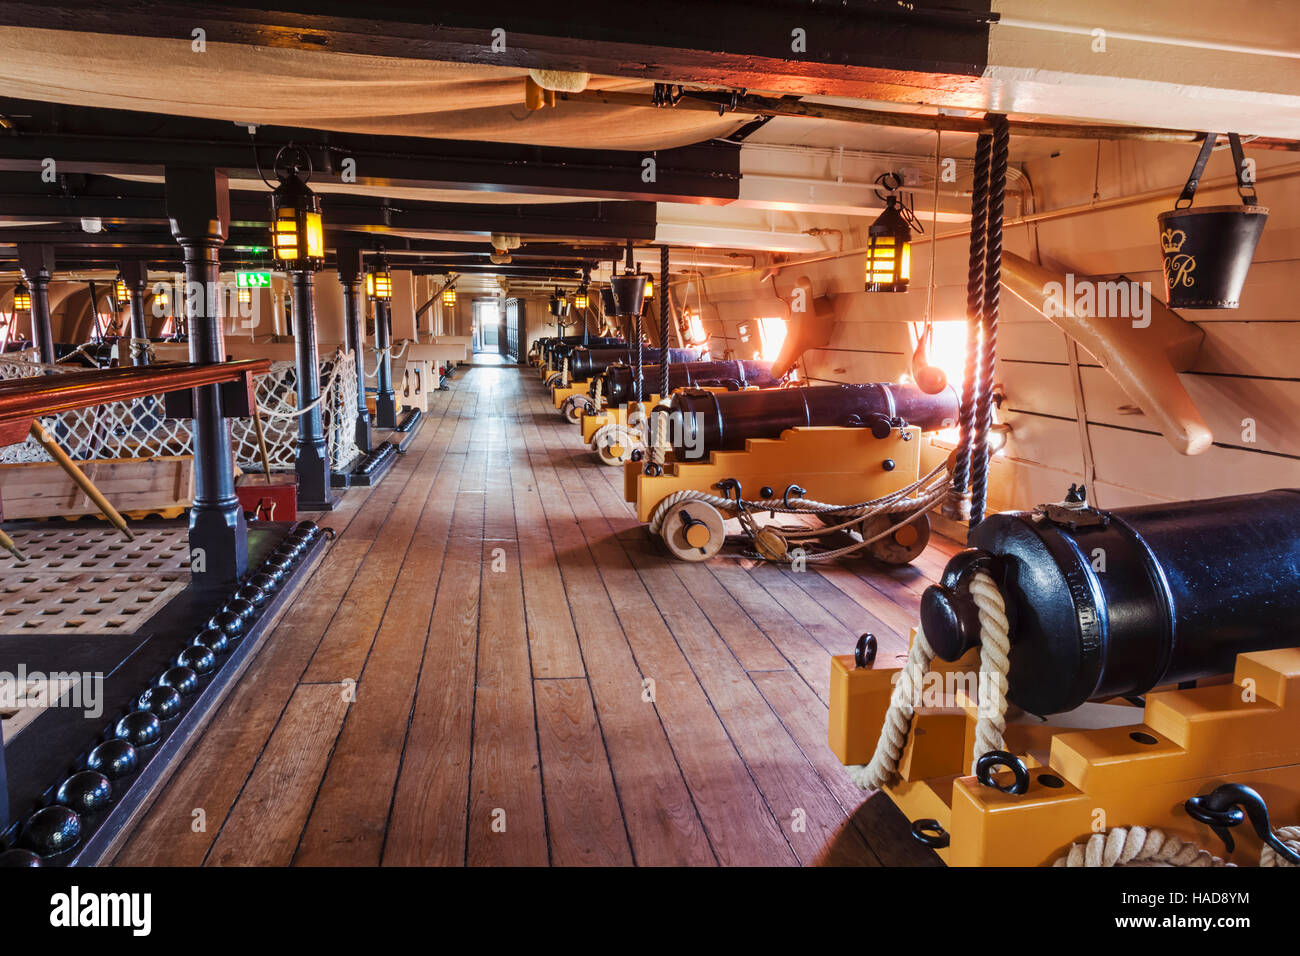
xmin=1261 ymin=826 xmax=1300 ymax=867
xmin=949 ymin=131 xmax=993 ymax=503
xmin=1054 ymin=828 xmax=1231 ymax=867
xmin=659 ymin=246 xmax=670 ymax=401
xmin=970 ymin=115 xmax=1010 ymax=532
xmin=847 ymin=569 xmax=1009 ymax=790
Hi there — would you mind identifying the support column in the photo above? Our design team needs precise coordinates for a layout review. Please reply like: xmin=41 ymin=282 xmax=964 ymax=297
xmin=336 ymin=247 xmax=372 ymax=452
xmin=165 ymin=167 xmax=247 ymax=590
xmin=374 ymin=297 xmax=398 ymax=429
xmin=290 ymin=271 xmax=334 ymax=510
xmin=17 ymin=244 xmax=55 ymax=365
xmin=120 ymin=260 xmax=151 ymax=366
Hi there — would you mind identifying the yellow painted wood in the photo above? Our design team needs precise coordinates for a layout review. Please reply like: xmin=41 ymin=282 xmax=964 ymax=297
xmin=630 ymin=425 xmax=922 ymax=524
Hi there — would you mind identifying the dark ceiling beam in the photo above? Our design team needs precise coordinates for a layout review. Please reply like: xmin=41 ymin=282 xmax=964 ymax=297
xmin=0 ymin=98 xmax=739 ymax=205
xmin=0 ymin=2 xmax=993 ymax=100
xmin=0 ymin=174 xmax=658 ymax=241
xmin=407 ymin=264 xmax=582 ymax=279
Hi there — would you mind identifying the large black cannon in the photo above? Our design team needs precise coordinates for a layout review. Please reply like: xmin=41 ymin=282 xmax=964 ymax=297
xmin=668 ymin=382 xmax=960 ymax=456
xmin=537 ymin=335 xmax=624 ymax=365
xmin=920 ymin=489 xmax=1300 ymax=715
xmin=568 ymin=346 xmax=704 ymax=382
xmin=597 ymin=359 xmax=782 ymax=406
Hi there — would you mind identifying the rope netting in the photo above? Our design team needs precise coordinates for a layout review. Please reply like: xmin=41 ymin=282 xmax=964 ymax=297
xmin=0 ymin=348 xmax=360 ymax=474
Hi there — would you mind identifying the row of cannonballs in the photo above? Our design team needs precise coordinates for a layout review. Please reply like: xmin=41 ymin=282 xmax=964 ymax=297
xmin=0 ymin=521 xmax=324 ymax=866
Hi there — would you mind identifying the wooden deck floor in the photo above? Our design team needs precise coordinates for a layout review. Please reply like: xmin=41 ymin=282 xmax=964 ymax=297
xmin=115 ymin=363 xmax=954 ymax=867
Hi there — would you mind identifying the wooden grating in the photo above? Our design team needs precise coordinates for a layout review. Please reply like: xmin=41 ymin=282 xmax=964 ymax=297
xmin=0 ymin=526 xmax=189 ymax=635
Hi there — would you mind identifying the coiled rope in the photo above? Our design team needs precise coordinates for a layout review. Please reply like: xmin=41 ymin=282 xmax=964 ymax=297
xmin=1054 ymin=825 xmax=1300 ymax=867
xmin=846 ymin=569 xmax=1009 ymax=790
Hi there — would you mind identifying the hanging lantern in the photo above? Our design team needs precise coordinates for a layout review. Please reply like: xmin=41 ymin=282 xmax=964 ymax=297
xmin=610 ymin=271 xmax=648 ymax=316
xmin=441 ymin=284 xmax=457 ymax=308
xmin=864 ymin=173 xmax=917 ymax=293
xmin=12 ymin=283 xmax=31 ymax=311
xmin=643 ymin=276 xmax=654 ymax=299
xmin=573 ymin=289 xmax=589 ymax=311
xmin=113 ymin=275 xmax=130 ymax=309
xmin=1157 ymin=133 xmax=1268 ymax=309
xmin=237 ymin=287 xmax=253 ymax=307
xmin=368 ymin=263 xmax=393 ymax=301
xmin=268 ymin=146 xmax=325 ymax=273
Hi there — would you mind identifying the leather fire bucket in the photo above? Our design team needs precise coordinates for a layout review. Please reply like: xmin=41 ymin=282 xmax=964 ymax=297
xmin=1157 ymin=132 xmax=1267 ymax=309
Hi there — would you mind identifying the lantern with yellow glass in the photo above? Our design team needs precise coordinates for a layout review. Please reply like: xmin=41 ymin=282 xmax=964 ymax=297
xmin=269 ymin=146 xmax=325 ymax=274
xmin=864 ymin=173 xmax=918 ymax=293
xmin=441 ymin=281 xmax=457 ymax=308
xmin=113 ymin=275 xmax=130 ymax=310
xmin=12 ymin=283 xmax=31 ymax=312
xmin=367 ymin=262 xmax=393 ymax=301
xmin=573 ymin=288 xmax=589 ymax=311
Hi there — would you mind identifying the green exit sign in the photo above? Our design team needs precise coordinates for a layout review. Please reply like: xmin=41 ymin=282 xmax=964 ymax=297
xmin=236 ymin=271 xmax=272 ymax=288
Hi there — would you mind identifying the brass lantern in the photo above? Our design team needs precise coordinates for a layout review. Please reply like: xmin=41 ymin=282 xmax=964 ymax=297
xmin=12 ymin=282 xmax=32 ymax=311
xmin=368 ymin=262 xmax=393 ymax=301
xmin=269 ymin=147 xmax=325 ymax=273
xmin=441 ymin=283 xmax=457 ymax=308
xmin=573 ymin=288 xmax=589 ymax=311
xmin=113 ymin=275 xmax=130 ymax=309
xmin=864 ymin=174 xmax=916 ymax=293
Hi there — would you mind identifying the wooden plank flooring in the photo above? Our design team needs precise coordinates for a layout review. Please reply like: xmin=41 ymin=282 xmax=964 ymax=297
xmin=116 ymin=362 xmax=948 ymax=867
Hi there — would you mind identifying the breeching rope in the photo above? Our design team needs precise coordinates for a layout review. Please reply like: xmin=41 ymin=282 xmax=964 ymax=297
xmin=845 ymin=569 xmax=1010 ymax=791
xmin=1052 ymin=825 xmax=1300 ymax=868
xmin=647 ymin=462 xmax=952 ymax=564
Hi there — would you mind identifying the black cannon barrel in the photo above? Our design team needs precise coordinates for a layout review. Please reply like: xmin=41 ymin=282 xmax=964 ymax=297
xmin=598 ymin=360 xmax=781 ymax=405
xmin=920 ymin=489 xmax=1300 ymax=715
xmin=669 ymin=382 xmax=959 ymax=455
xmin=540 ymin=336 xmax=624 ymax=363
xmin=568 ymin=346 xmax=703 ymax=381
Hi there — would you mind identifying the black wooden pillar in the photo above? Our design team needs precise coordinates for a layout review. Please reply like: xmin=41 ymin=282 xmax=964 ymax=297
xmin=165 ymin=167 xmax=247 ymax=589
xmin=290 ymin=271 xmax=334 ymax=510
xmin=119 ymin=259 xmax=151 ymax=366
xmin=335 ymin=248 xmax=373 ymax=452
xmin=17 ymin=244 xmax=55 ymax=365
xmin=373 ymin=296 xmax=397 ymax=429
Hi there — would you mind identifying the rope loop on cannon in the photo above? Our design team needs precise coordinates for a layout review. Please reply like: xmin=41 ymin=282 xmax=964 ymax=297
xmin=845 ymin=568 xmax=1009 ymax=792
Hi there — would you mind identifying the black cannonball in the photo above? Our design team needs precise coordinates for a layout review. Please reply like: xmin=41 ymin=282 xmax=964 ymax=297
xmin=249 ymin=572 xmax=277 ymax=596
xmin=0 ymin=849 xmax=42 ymax=867
xmin=114 ymin=710 xmax=161 ymax=747
xmin=264 ymin=553 xmax=295 ymax=575
xmin=176 ymin=644 xmax=216 ymax=675
xmin=194 ymin=625 xmax=229 ymax=656
xmin=138 ymin=685 xmax=183 ymax=720
xmin=56 ymin=770 xmax=112 ymax=813
xmin=159 ymin=665 xmax=199 ymax=697
xmin=294 ymin=520 xmax=320 ymax=541
xmin=87 ymin=738 xmax=138 ymax=779
xmin=209 ymin=610 xmax=245 ymax=640
xmin=20 ymin=806 xmax=81 ymax=856
xmin=235 ymin=582 xmax=268 ymax=608
xmin=260 ymin=562 xmax=287 ymax=587
xmin=225 ymin=597 xmax=256 ymax=624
